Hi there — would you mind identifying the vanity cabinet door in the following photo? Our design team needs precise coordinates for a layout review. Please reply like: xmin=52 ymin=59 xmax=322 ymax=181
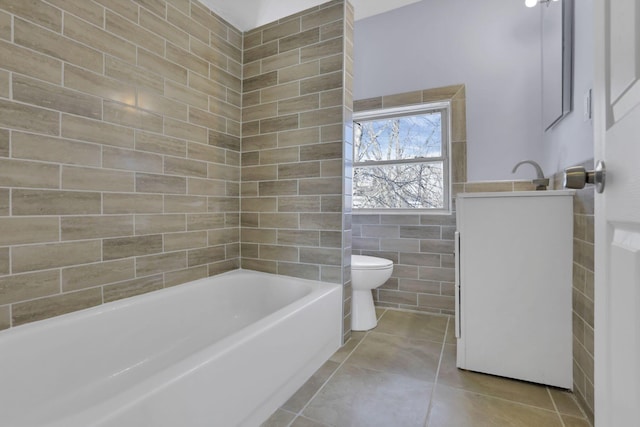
xmin=455 ymin=192 xmax=573 ymax=389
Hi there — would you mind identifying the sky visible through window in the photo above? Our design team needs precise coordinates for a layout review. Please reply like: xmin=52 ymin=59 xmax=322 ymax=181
xmin=355 ymin=112 xmax=442 ymax=162
xmin=354 ymin=110 xmax=445 ymax=209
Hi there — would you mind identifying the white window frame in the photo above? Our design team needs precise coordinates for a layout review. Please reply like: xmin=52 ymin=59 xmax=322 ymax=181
xmin=352 ymin=101 xmax=452 ymax=214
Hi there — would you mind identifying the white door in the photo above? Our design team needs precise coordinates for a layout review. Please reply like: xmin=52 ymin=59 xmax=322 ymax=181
xmin=593 ymin=0 xmax=640 ymax=425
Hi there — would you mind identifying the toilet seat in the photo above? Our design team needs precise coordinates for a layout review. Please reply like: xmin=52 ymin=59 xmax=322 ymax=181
xmin=352 ymin=255 xmax=393 ymax=270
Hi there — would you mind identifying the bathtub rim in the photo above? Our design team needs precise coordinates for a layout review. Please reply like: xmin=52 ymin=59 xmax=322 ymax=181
xmin=0 ymin=268 xmax=340 ymax=338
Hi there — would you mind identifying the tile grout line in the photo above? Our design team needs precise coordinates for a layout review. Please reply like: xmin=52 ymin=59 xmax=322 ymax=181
xmin=368 ymin=328 xmax=446 ymax=346
xmin=423 ymin=314 xmax=450 ymax=427
xmin=284 ymin=309 xmax=389 ymax=427
xmin=566 ymin=390 xmax=593 ymax=427
xmin=479 ymin=391 xmax=573 ymax=416
xmin=425 ymin=319 xmax=576 ymax=427
xmin=578 ymin=399 xmax=594 ymax=427
xmin=546 ymin=387 xmax=567 ymax=427
xmin=286 ymin=331 xmax=369 ymax=427
xmin=272 ymin=309 xmax=588 ymax=427
xmin=431 ymin=318 xmax=574 ymax=422
xmin=442 ymin=382 xmax=572 ymax=416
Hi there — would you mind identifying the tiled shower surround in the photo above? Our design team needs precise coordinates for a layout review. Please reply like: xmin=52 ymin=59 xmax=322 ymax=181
xmin=0 ymin=0 xmax=243 ymax=329
xmin=0 ymin=0 xmax=353 ymax=332
xmin=241 ymin=1 xmax=354 ymax=340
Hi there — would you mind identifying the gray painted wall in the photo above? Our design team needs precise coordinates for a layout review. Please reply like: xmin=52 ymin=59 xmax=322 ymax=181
xmin=353 ymin=0 xmax=544 ymax=181
xmin=542 ymin=0 xmax=594 ymax=175
xmin=354 ymin=0 xmax=594 ymax=181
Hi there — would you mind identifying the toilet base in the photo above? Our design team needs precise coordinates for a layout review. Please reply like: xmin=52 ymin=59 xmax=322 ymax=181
xmin=351 ymin=289 xmax=378 ymax=331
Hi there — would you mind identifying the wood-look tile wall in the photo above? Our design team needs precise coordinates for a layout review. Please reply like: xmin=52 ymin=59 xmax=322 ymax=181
xmin=554 ymin=163 xmax=595 ymax=423
xmin=353 ymin=86 xmax=543 ymax=314
xmin=341 ymin=1 xmax=354 ymax=341
xmin=0 ymin=0 xmax=241 ymax=329
xmin=241 ymin=0 xmax=352 ymax=338
xmin=351 ymin=178 xmax=539 ymax=314
xmin=352 ymin=86 xmax=466 ymax=314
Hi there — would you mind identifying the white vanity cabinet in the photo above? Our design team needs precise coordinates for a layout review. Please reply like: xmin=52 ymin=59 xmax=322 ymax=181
xmin=455 ymin=190 xmax=574 ymax=389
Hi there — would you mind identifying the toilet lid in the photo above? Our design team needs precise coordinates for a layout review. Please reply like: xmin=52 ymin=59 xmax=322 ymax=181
xmin=352 ymin=255 xmax=393 ymax=270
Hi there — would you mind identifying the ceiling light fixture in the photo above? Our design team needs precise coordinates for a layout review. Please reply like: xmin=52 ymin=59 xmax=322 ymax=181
xmin=525 ymin=0 xmax=560 ymax=7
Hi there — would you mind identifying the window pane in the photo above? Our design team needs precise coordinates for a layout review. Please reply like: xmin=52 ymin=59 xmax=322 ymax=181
xmin=353 ymin=162 xmax=444 ymax=209
xmin=355 ymin=111 xmax=442 ymax=162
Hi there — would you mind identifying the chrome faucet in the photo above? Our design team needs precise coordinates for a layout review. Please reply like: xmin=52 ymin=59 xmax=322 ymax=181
xmin=512 ymin=160 xmax=549 ymax=190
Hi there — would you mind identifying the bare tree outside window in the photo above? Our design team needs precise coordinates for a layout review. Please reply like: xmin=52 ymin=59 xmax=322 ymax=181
xmin=353 ymin=107 xmax=449 ymax=210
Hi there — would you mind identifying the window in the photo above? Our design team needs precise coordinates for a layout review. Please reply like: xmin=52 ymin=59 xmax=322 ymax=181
xmin=353 ymin=103 xmax=450 ymax=211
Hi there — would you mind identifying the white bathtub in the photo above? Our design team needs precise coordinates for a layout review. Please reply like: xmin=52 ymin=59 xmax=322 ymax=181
xmin=0 ymin=269 xmax=343 ymax=427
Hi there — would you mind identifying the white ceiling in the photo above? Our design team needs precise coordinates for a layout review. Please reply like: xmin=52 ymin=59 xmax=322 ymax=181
xmin=198 ymin=0 xmax=423 ymax=32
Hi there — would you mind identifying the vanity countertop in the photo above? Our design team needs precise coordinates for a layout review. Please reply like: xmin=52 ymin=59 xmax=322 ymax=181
xmin=457 ymin=190 xmax=575 ymax=199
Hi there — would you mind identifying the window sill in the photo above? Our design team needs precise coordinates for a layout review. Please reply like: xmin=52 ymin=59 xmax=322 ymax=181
xmin=352 ymin=208 xmax=452 ymax=215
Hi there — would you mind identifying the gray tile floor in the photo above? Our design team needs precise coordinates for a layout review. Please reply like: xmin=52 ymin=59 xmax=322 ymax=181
xmin=262 ymin=309 xmax=592 ymax=427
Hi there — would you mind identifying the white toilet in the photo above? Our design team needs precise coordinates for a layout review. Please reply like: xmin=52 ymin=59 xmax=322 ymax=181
xmin=351 ymin=255 xmax=394 ymax=331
